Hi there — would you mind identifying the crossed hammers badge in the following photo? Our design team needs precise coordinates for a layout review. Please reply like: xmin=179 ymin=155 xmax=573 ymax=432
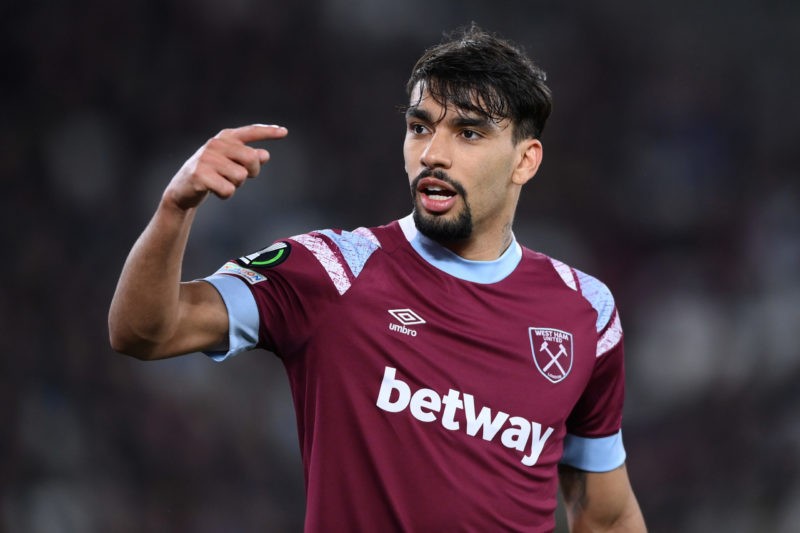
xmin=529 ymin=328 xmax=574 ymax=384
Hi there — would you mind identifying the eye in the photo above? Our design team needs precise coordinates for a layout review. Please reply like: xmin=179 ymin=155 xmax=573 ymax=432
xmin=461 ymin=129 xmax=481 ymax=140
xmin=409 ymin=123 xmax=428 ymax=135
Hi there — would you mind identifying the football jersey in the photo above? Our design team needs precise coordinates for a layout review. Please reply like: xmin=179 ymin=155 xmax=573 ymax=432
xmin=204 ymin=214 xmax=627 ymax=532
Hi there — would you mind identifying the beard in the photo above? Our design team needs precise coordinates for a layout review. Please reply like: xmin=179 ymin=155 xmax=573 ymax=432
xmin=410 ymin=169 xmax=473 ymax=242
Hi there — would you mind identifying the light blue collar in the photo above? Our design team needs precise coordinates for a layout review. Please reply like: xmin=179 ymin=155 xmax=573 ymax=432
xmin=398 ymin=214 xmax=521 ymax=284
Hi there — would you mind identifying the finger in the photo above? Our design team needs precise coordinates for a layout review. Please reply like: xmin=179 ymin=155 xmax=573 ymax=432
xmin=204 ymin=174 xmax=237 ymax=199
xmin=216 ymin=124 xmax=289 ymax=144
xmin=204 ymin=138 xmax=266 ymax=177
xmin=194 ymin=165 xmax=240 ymax=199
xmin=202 ymin=151 xmax=251 ymax=185
xmin=217 ymin=160 xmax=251 ymax=185
xmin=231 ymin=145 xmax=268 ymax=176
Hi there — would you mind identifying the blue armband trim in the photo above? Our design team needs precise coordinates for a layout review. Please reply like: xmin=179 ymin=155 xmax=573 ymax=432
xmin=560 ymin=430 xmax=626 ymax=472
xmin=202 ymin=275 xmax=260 ymax=361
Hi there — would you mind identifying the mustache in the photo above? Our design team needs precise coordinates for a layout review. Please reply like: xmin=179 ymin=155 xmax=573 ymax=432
xmin=410 ymin=168 xmax=467 ymax=198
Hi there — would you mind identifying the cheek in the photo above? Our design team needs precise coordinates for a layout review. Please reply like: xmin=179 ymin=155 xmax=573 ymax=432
xmin=476 ymin=156 xmax=514 ymax=189
xmin=469 ymin=156 xmax=516 ymax=206
xmin=403 ymin=139 xmax=416 ymax=176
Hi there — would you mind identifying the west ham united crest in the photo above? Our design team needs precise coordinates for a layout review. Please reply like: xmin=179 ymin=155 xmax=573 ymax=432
xmin=529 ymin=327 xmax=573 ymax=384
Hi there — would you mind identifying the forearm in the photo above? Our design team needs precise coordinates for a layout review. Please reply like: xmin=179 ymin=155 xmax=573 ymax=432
xmin=566 ymin=497 xmax=646 ymax=533
xmin=108 ymin=124 xmax=287 ymax=358
xmin=108 ymin=198 xmax=197 ymax=355
xmin=560 ymin=464 xmax=646 ymax=533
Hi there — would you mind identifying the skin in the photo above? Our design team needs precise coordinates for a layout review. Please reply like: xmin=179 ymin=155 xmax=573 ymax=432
xmin=108 ymin=124 xmax=287 ymax=360
xmin=560 ymin=464 xmax=647 ymax=532
xmin=109 ymin=94 xmax=646 ymax=533
xmin=403 ymin=83 xmax=542 ymax=261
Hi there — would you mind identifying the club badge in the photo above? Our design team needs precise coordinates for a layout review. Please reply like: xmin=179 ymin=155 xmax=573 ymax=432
xmin=529 ymin=327 xmax=573 ymax=384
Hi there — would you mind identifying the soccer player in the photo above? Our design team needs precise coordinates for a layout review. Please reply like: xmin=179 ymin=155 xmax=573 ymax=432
xmin=109 ymin=25 xmax=646 ymax=532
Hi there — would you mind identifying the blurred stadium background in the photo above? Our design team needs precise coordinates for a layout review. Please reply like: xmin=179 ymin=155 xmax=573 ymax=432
xmin=2 ymin=1 xmax=799 ymax=531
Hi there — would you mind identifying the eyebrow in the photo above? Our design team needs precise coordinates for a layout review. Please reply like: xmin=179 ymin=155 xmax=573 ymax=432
xmin=451 ymin=115 xmax=494 ymax=130
xmin=405 ymin=106 xmax=435 ymax=123
xmin=405 ymin=106 xmax=496 ymax=131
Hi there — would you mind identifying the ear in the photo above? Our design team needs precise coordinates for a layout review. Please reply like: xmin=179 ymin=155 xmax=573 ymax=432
xmin=511 ymin=139 xmax=543 ymax=186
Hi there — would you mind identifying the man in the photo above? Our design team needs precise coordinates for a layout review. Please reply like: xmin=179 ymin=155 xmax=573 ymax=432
xmin=109 ymin=25 xmax=646 ymax=532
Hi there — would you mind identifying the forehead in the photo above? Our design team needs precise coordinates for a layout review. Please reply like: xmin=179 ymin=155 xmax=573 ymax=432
xmin=407 ymin=81 xmax=508 ymax=126
xmin=408 ymin=81 xmax=462 ymax=115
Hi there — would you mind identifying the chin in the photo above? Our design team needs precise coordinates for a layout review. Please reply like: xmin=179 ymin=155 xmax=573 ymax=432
xmin=413 ymin=206 xmax=473 ymax=242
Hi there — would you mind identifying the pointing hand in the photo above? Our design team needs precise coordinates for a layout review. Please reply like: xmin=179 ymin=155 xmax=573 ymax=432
xmin=163 ymin=124 xmax=288 ymax=211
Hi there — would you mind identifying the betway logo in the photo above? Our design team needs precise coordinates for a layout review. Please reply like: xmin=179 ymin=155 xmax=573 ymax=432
xmin=376 ymin=367 xmax=554 ymax=467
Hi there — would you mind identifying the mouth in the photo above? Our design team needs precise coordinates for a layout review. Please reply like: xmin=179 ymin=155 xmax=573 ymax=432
xmin=416 ymin=177 xmax=458 ymax=214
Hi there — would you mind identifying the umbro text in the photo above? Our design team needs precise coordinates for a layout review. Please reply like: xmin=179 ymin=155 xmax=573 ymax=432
xmin=388 ymin=323 xmax=418 ymax=336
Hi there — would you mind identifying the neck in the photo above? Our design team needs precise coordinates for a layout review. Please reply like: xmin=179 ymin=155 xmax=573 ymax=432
xmin=399 ymin=214 xmax=522 ymax=284
xmin=438 ymin=221 xmax=514 ymax=261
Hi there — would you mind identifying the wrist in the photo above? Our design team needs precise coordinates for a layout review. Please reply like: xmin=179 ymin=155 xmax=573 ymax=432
xmin=159 ymin=188 xmax=201 ymax=216
xmin=156 ymin=193 xmax=200 ymax=232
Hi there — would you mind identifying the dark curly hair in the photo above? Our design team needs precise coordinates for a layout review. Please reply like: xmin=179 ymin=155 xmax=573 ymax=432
xmin=406 ymin=23 xmax=552 ymax=143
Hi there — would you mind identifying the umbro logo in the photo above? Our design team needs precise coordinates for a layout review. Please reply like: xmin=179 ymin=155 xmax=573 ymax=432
xmin=388 ymin=308 xmax=425 ymax=337
xmin=388 ymin=309 xmax=426 ymax=326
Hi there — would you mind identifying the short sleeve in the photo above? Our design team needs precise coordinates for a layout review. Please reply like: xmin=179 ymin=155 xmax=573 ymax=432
xmin=199 ymin=229 xmax=381 ymax=362
xmin=201 ymin=274 xmax=260 ymax=362
xmin=560 ymin=270 xmax=628 ymax=472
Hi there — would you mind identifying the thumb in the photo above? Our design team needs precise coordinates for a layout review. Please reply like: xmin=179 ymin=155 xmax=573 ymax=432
xmin=256 ymin=148 xmax=270 ymax=163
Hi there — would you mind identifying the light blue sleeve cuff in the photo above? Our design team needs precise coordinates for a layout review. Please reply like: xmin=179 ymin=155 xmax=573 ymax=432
xmin=560 ymin=430 xmax=627 ymax=472
xmin=202 ymin=274 xmax=260 ymax=362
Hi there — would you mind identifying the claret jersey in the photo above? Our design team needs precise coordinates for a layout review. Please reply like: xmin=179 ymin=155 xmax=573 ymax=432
xmin=204 ymin=214 xmax=627 ymax=532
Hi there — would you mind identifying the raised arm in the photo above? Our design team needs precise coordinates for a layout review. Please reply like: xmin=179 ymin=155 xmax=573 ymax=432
xmin=559 ymin=463 xmax=646 ymax=532
xmin=108 ymin=124 xmax=288 ymax=360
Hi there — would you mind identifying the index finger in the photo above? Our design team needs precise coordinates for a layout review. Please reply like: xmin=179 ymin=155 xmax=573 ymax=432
xmin=217 ymin=124 xmax=289 ymax=143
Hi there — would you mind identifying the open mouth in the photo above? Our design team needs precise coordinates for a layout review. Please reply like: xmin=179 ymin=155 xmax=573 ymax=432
xmin=416 ymin=177 xmax=458 ymax=214
xmin=418 ymin=177 xmax=457 ymax=199
xmin=422 ymin=185 xmax=456 ymax=201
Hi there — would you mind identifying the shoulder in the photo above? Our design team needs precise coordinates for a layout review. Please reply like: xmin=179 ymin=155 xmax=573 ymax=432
xmin=289 ymin=221 xmax=401 ymax=267
xmin=284 ymin=222 xmax=401 ymax=295
xmin=521 ymin=247 xmax=616 ymax=333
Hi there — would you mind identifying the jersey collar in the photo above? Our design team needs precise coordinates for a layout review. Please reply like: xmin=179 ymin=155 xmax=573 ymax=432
xmin=398 ymin=214 xmax=522 ymax=284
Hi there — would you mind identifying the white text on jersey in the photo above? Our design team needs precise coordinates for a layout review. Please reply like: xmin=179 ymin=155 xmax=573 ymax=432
xmin=376 ymin=366 xmax=554 ymax=467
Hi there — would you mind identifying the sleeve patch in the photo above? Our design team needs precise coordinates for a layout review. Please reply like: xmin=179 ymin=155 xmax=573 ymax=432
xmin=237 ymin=241 xmax=290 ymax=269
xmin=215 ymin=261 xmax=268 ymax=285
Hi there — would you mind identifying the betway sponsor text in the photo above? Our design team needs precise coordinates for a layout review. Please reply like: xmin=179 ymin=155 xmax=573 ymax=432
xmin=376 ymin=367 xmax=554 ymax=466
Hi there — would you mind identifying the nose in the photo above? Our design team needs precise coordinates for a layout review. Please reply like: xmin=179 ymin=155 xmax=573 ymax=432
xmin=420 ymin=132 xmax=452 ymax=169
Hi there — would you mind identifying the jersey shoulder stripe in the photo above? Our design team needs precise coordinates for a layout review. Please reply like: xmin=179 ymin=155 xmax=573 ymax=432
xmin=291 ymin=227 xmax=381 ymax=295
xmin=596 ymin=311 xmax=623 ymax=358
xmin=546 ymin=257 xmax=622 ymax=357
xmin=548 ymin=257 xmax=578 ymax=290
xmin=318 ymin=228 xmax=380 ymax=278
xmin=575 ymin=269 xmax=615 ymax=332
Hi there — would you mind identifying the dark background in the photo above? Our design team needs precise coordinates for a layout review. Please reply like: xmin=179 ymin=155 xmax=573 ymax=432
xmin=3 ymin=1 xmax=799 ymax=531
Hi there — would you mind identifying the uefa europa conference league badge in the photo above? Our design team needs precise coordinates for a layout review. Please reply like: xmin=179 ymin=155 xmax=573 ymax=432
xmin=237 ymin=242 xmax=291 ymax=268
